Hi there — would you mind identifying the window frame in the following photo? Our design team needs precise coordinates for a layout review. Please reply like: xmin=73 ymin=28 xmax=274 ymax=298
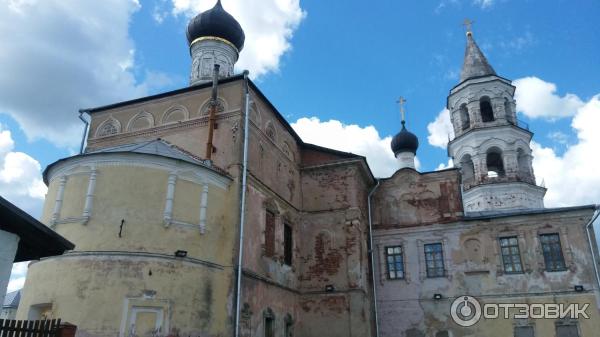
xmin=539 ymin=233 xmax=567 ymax=272
xmin=384 ymin=245 xmax=405 ymax=280
xmin=499 ymin=236 xmax=524 ymax=274
xmin=283 ymin=223 xmax=293 ymax=266
xmin=424 ymin=243 xmax=446 ymax=278
xmin=513 ymin=325 xmax=535 ymax=337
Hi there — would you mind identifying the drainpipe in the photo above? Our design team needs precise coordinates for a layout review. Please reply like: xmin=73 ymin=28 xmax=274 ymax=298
xmin=585 ymin=205 xmax=600 ymax=293
xmin=367 ymin=179 xmax=380 ymax=337
xmin=78 ymin=109 xmax=90 ymax=154
xmin=234 ymin=70 xmax=251 ymax=337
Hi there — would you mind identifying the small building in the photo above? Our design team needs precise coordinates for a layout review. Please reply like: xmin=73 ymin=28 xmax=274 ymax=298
xmin=0 ymin=195 xmax=74 ymax=308
xmin=1 ymin=290 xmax=21 ymax=319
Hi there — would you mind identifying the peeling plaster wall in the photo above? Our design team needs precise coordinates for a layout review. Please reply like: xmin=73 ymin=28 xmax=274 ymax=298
xmin=372 ymin=169 xmax=463 ymax=229
xmin=20 ymin=256 xmax=232 ymax=337
xmin=374 ymin=206 xmax=600 ymax=337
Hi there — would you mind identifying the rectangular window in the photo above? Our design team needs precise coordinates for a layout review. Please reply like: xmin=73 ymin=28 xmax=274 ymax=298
xmin=265 ymin=211 xmax=275 ymax=257
xmin=500 ymin=236 xmax=523 ymax=274
xmin=540 ymin=233 xmax=566 ymax=272
xmin=556 ymin=324 xmax=579 ymax=337
xmin=514 ymin=326 xmax=535 ymax=337
xmin=284 ymin=223 xmax=293 ymax=266
xmin=385 ymin=246 xmax=404 ymax=279
xmin=424 ymin=243 xmax=445 ymax=278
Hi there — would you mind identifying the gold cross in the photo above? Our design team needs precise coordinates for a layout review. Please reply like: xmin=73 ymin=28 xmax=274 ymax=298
xmin=463 ymin=18 xmax=474 ymax=35
xmin=396 ymin=96 xmax=406 ymax=123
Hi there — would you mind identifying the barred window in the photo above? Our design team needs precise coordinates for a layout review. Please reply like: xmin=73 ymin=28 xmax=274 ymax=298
xmin=500 ymin=236 xmax=523 ymax=274
xmin=540 ymin=233 xmax=566 ymax=272
xmin=385 ymin=246 xmax=404 ymax=279
xmin=424 ymin=243 xmax=445 ymax=278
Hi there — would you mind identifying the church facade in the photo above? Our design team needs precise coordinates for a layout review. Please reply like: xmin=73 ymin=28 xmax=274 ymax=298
xmin=17 ymin=2 xmax=600 ymax=337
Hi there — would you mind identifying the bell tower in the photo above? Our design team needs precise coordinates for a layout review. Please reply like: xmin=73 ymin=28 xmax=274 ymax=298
xmin=447 ymin=24 xmax=546 ymax=212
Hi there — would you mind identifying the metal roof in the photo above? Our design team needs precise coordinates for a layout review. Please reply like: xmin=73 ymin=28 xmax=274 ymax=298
xmin=0 ymin=197 xmax=74 ymax=262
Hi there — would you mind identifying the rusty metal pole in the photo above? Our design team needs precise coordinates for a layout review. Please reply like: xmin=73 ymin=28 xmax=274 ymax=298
xmin=206 ymin=64 xmax=220 ymax=160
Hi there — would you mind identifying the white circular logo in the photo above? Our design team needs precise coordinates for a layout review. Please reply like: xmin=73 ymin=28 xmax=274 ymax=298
xmin=451 ymin=296 xmax=482 ymax=327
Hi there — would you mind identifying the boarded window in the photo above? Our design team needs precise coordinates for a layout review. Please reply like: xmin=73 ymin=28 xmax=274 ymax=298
xmin=500 ymin=236 xmax=523 ymax=274
xmin=424 ymin=243 xmax=445 ymax=278
xmin=556 ymin=324 xmax=579 ymax=337
xmin=385 ymin=246 xmax=404 ymax=279
xmin=284 ymin=223 xmax=293 ymax=266
xmin=540 ymin=233 xmax=566 ymax=272
xmin=265 ymin=316 xmax=274 ymax=337
xmin=514 ymin=326 xmax=534 ymax=337
xmin=265 ymin=211 xmax=276 ymax=257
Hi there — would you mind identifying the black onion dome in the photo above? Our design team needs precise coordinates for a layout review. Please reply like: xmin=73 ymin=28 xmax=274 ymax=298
xmin=391 ymin=122 xmax=419 ymax=155
xmin=186 ymin=0 xmax=245 ymax=51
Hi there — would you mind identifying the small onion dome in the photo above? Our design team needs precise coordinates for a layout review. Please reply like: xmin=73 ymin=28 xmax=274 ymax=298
xmin=186 ymin=0 xmax=245 ymax=51
xmin=391 ymin=122 xmax=419 ymax=155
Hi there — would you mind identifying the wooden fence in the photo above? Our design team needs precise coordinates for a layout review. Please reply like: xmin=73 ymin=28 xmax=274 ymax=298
xmin=0 ymin=319 xmax=65 ymax=337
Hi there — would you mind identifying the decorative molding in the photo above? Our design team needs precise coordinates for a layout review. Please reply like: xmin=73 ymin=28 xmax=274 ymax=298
xmin=199 ymin=183 xmax=209 ymax=234
xmin=50 ymin=176 xmax=67 ymax=227
xmin=126 ymin=111 xmax=155 ymax=132
xmin=161 ymin=104 xmax=189 ymax=125
xmin=46 ymin=153 xmax=231 ymax=190
xmin=89 ymin=109 xmax=240 ymax=142
xmin=163 ymin=173 xmax=177 ymax=227
xmin=81 ymin=166 xmax=98 ymax=224
xmin=199 ymin=97 xmax=227 ymax=116
xmin=95 ymin=116 xmax=121 ymax=138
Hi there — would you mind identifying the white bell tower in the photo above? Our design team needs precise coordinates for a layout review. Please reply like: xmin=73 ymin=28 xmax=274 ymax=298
xmin=448 ymin=24 xmax=546 ymax=213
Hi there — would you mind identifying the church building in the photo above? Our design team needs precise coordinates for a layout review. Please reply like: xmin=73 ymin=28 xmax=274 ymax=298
xmin=16 ymin=2 xmax=600 ymax=337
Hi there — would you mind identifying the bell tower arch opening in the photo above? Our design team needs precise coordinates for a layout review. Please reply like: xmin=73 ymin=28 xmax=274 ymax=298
xmin=480 ymin=96 xmax=494 ymax=122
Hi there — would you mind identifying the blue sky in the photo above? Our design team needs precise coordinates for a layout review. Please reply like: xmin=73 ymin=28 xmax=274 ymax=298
xmin=1 ymin=0 xmax=599 ymax=292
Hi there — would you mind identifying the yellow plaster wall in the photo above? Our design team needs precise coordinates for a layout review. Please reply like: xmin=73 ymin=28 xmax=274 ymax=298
xmin=24 ymin=157 xmax=239 ymax=337
xmin=172 ymin=178 xmax=202 ymax=225
xmin=18 ymin=256 xmax=234 ymax=337
xmin=60 ymin=175 xmax=88 ymax=219
xmin=41 ymin=164 xmax=236 ymax=266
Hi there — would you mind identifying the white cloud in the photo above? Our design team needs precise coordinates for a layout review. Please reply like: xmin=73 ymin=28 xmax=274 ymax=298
xmin=427 ymin=108 xmax=455 ymax=149
xmin=8 ymin=262 xmax=29 ymax=293
xmin=514 ymin=77 xmax=584 ymax=119
xmin=473 ymin=0 xmax=495 ymax=9
xmin=291 ymin=117 xmax=417 ymax=178
xmin=436 ymin=159 xmax=454 ymax=171
xmin=0 ymin=126 xmax=46 ymax=216
xmin=171 ymin=0 xmax=306 ymax=79
xmin=532 ymin=95 xmax=600 ymax=207
xmin=0 ymin=0 xmax=170 ymax=148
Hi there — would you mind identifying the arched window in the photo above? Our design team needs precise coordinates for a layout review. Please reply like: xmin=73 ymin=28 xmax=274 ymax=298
xmin=460 ymin=154 xmax=475 ymax=183
xmin=265 ymin=121 xmax=276 ymax=141
xmin=460 ymin=104 xmax=470 ymax=130
xmin=96 ymin=118 xmax=121 ymax=137
xmin=480 ymin=96 xmax=495 ymax=122
xmin=264 ymin=308 xmax=275 ymax=337
xmin=486 ymin=148 xmax=505 ymax=177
